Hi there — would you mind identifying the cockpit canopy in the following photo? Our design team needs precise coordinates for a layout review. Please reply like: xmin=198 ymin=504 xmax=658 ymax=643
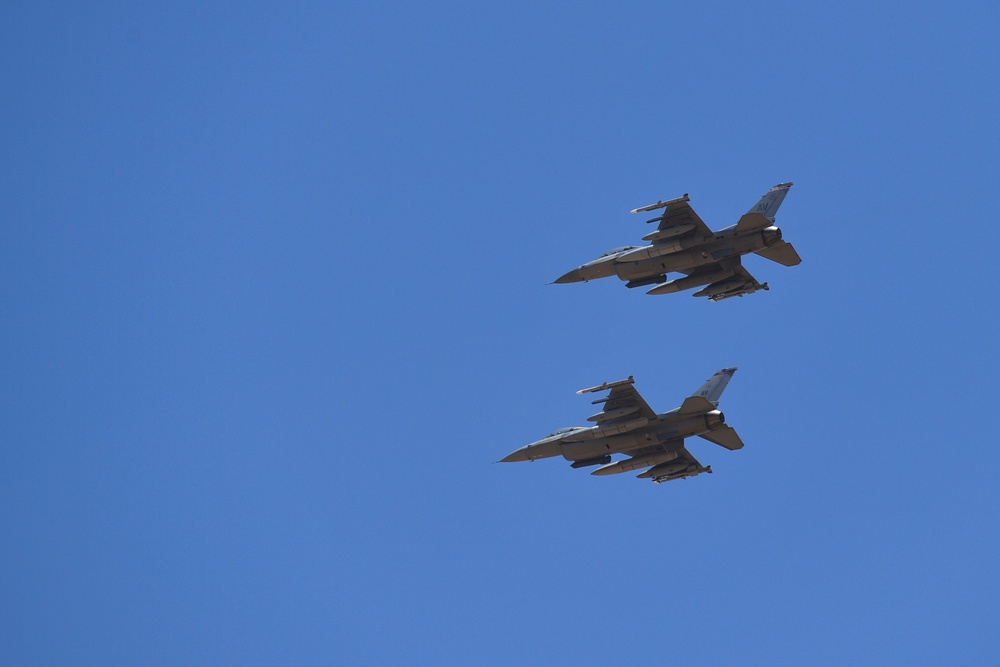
xmin=597 ymin=245 xmax=638 ymax=259
xmin=546 ymin=426 xmax=584 ymax=437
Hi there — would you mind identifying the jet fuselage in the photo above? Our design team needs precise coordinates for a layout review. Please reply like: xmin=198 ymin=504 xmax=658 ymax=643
xmin=558 ymin=227 xmax=782 ymax=285
xmin=504 ymin=409 xmax=724 ymax=464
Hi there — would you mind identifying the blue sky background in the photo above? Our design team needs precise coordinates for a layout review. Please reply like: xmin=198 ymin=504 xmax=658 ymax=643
xmin=2 ymin=1 xmax=999 ymax=664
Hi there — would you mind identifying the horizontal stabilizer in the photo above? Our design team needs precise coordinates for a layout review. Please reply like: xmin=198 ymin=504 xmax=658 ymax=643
xmin=734 ymin=212 xmax=772 ymax=233
xmin=678 ymin=395 xmax=715 ymax=415
xmin=698 ymin=425 xmax=744 ymax=450
xmin=755 ymin=241 xmax=801 ymax=267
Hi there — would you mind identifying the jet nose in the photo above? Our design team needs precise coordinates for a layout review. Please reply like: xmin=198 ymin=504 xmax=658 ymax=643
xmin=498 ymin=447 xmax=531 ymax=463
xmin=553 ymin=267 xmax=584 ymax=284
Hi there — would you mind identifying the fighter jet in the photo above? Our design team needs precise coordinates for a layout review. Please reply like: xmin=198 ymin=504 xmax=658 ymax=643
xmin=554 ymin=183 xmax=801 ymax=300
xmin=499 ymin=369 xmax=744 ymax=484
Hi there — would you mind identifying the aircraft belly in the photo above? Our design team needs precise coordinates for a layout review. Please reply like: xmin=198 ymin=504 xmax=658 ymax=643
xmin=614 ymin=257 xmax=682 ymax=281
xmin=683 ymin=243 xmax=737 ymax=266
xmin=733 ymin=235 xmax=765 ymax=254
xmin=642 ymin=415 xmax=714 ymax=441
xmin=613 ymin=244 xmax=760 ymax=279
xmin=560 ymin=431 xmax=647 ymax=461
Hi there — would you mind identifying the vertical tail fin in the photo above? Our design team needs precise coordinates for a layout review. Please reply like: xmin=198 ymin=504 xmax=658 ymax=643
xmin=748 ymin=183 xmax=793 ymax=222
xmin=692 ymin=368 xmax=737 ymax=406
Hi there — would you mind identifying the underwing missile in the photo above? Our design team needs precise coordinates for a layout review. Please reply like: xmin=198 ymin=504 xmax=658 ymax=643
xmin=646 ymin=269 xmax=734 ymax=296
xmin=591 ymin=451 xmax=679 ymax=476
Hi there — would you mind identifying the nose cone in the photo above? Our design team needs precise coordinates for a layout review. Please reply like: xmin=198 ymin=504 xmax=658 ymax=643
xmin=553 ymin=267 xmax=584 ymax=284
xmin=499 ymin=447 xmax=531 ymax=463
xmin=498 ymin=438 xmax=562 ymax=463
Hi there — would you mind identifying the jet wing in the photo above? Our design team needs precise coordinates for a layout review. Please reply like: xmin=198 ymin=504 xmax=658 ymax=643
xmin=678 ymin=259 xmax=769 ymax=301
xmin=677 ymin=258 xmax=758 ymax=283
xmin=730 ymin=263 xmax=760 ymax=284
xmin=578 ymin=377 xmax=657 ymax=423
xmin=673 ymin=445 xmax=708 ymax=472
xmin=632 ymin=194 xmax=714 ymax=239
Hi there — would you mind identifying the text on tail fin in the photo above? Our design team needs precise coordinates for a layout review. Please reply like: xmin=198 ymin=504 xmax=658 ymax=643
xmin=692 ymin=367 xmax=737 ymax=405
xmin=748 ymin=182 xmax=793 ymax=222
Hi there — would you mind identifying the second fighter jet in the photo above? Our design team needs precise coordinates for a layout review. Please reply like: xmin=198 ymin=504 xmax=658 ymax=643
xmin=499 ymin=369 xmax=745 ymax=484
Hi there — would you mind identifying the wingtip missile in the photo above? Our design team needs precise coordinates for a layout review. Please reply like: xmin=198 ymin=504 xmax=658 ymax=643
xmin=576 ymin=376 xmax=635 ymax=394
xmin=629 ymin=194 xmax=689 ymax=214
xmin=630 ymin=201 xmax=666 ymax=214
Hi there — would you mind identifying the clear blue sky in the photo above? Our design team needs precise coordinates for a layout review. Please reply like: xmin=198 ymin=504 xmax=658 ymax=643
xmin=3 ymin=1 xmax=999 ymax=664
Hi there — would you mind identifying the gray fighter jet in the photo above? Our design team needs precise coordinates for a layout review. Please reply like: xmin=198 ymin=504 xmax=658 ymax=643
xmin=500 ymin=369 xmax=744 ymax=484
xmin=554 ymin=183 xmax=800 ymax=300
